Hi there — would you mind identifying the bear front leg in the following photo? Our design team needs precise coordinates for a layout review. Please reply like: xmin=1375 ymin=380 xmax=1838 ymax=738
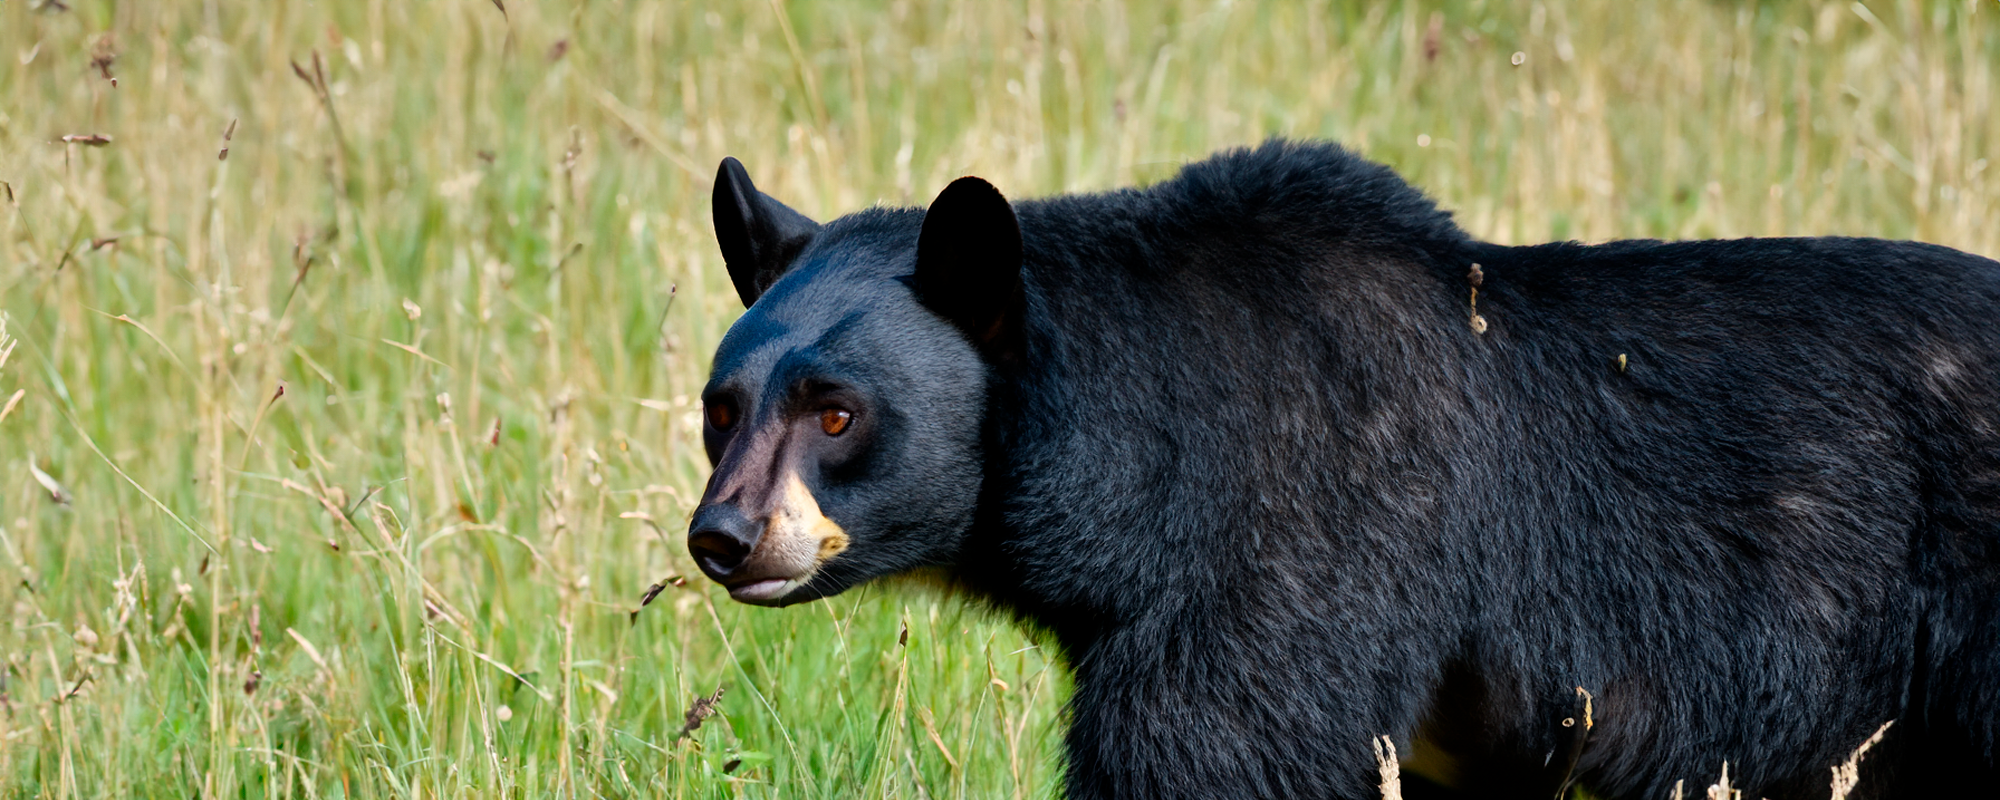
xmin=1057 ymin=614 xmax=1440 ymax=800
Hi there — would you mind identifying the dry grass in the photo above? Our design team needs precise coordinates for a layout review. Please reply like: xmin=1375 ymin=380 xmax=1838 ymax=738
xmin=1 ymin=0 xmax=1995 ymax=797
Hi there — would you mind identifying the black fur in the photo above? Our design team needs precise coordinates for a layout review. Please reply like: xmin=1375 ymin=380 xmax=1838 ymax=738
xmin=692 ymin=140 xmax=2000 ymax=799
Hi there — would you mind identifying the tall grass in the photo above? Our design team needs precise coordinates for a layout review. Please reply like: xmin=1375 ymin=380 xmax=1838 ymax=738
xmin=1 ymin=0 xmax=1995 ymax=797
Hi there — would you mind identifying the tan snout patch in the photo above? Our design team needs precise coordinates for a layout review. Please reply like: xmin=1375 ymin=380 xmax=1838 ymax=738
xmin=761 ymin=474 xmax=849 ymax=578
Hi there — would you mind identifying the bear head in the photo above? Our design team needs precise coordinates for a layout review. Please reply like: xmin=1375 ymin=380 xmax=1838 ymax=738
xmin=687 ymin=157 xmax=1022 ymax=607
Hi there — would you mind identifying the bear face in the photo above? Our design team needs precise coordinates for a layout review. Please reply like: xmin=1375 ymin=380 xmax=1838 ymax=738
xmin=689 ymin=160 xmax=1021 ymax=607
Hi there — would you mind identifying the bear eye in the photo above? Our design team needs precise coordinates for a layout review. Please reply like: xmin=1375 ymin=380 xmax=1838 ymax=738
xmin=819 ymin=408 xmax=852 ymax=436
xmin=704 ymin=400 xmax=736 ymax=431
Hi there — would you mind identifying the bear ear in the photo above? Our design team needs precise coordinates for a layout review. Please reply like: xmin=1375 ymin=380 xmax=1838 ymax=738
xmin=911 ymin=176 xmax=1024 ymax=361
xmin=713 ymin=157 xmax=820 ymax=307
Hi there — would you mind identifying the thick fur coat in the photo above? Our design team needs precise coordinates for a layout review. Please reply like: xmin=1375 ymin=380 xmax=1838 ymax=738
xmin=690 ymin=140 xmax=2000 ymax=799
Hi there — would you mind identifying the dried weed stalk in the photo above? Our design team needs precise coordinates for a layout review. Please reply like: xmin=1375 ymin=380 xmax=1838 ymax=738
xmin=1373 ymin=735 xmax=1402 ymax=800
xmin=1830 ymin=720 xmax=1894 ymax=800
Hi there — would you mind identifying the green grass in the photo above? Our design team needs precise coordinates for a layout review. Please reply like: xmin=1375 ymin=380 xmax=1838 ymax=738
xmin=1 ymin=0 xmax=1995 ymax=797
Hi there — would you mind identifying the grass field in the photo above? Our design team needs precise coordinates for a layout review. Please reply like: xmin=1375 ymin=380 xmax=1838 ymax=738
xmin=2 ymin=0 xmax=1996 ymax=797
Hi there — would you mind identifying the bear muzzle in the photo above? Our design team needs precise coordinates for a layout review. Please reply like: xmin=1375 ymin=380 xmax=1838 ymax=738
xmin=688 ymin=473 xmax=850 ymax=606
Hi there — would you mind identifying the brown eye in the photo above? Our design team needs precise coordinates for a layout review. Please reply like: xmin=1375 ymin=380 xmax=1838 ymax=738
xmin=704 ymin=401 xmax=735 ymax=431
xmin=819 ymin=408 xmax=852 ymax=436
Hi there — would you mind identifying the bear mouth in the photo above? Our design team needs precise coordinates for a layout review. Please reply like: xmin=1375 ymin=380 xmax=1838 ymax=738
xmin=727 ymin=577 xmax=804 ymax=605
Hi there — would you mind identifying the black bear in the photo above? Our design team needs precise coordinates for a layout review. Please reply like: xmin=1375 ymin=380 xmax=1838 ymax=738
xmin=685 ymin=140 xmax=2000 ymax=799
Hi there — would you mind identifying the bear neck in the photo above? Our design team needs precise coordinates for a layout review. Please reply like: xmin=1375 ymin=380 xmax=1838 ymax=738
xmin=947 ymin=154 xmax=1484 ymax=654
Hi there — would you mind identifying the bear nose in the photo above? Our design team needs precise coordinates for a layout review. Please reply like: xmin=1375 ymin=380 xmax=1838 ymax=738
xmin=687 ymin=505 xmax=760 ymax=579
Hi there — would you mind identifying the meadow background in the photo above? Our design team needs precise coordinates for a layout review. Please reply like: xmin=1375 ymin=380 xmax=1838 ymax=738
xmin=1 ymin=0 xmax=1996 ymax=797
